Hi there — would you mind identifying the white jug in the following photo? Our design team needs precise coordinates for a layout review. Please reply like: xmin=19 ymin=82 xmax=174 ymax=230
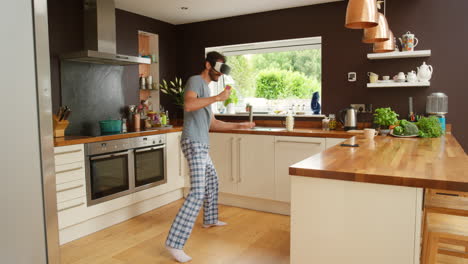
xmin=417 ymin=62 xmax=433 ymax=82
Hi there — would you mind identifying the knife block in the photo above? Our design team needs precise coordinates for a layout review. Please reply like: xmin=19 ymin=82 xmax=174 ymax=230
xmin=53 ymin=114 xmax=69 ymax=138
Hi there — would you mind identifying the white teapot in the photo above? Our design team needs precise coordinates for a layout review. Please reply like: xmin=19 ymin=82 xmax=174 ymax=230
xmin=417 ymin=62 xmax=433 ymax=82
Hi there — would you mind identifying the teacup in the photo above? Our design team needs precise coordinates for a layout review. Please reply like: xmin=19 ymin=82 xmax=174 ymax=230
xmin=364 ymin=128 xmax=378 ymax=140
xmin=368 ymin=72 xmax=379 ymax=83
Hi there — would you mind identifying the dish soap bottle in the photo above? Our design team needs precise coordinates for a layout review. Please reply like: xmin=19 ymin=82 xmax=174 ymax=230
xmin=286 ymin=112 xmax=294 ymax=132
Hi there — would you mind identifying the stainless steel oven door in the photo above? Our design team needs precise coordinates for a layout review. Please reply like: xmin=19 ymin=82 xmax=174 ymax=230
xmin=86 ymin=150 xmax=134 ymax=206
xmin=134 ymin=144 xmax=167 ymax=191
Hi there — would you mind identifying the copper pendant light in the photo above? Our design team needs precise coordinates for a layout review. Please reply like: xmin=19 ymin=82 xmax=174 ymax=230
xmin=345 ymin=0 xmax=379 ymax=29
xmin=373 ymin=31 xmax=396 ymax=52
xmin=362 ymin=12 xmax=390 ymax=43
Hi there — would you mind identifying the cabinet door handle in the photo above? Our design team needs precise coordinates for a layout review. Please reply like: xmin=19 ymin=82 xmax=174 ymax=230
xmin=238 ymin=138 xmax=242 ymax=183
xmin=58 ymin=202 xmax=85 ymax=212
xmin=230 ymin=137 xmax=235 ymax=183
xmin=178 ymin=135 xmax=182 ymax=177
xmin=57 ymin=184 xmax=84 ymax=193
xmin=276 ymin=140 xmax=322 ymax=145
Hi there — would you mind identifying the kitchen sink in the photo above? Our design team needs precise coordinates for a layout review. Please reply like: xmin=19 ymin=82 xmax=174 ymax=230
xmin=250 ymin=127 xmax=286 ymax=132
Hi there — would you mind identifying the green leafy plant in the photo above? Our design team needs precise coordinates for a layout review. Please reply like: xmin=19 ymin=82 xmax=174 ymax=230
xmin=160 ymin=77 xmax=184 ymax=107
xmin=224 ymin=87 xmax=239 ymax=107
xmin=255 ymin=69 xmax=318 ymax=99
xmin=417 ymin=116 xmax=443 ymax=138
xmin=393 ymin=120 xmax=419 ymax=136
xmin=373 ymin=107 xmax=399 ymax=128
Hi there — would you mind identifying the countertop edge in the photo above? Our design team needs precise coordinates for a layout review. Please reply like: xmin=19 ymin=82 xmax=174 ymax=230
xmin=54 ymin=127 xmax=183 ymax=147
xmin=209 ymin=129 xmax=354 ymax=138
xmin=289 ymin=167 xmax=468 ymax=192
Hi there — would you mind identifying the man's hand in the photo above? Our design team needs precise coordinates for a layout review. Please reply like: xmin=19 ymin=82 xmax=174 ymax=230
xmin=238 ymin=122 xmax=256 ymax=129
xmin=216 ymin=86 xmax=232 ymax=102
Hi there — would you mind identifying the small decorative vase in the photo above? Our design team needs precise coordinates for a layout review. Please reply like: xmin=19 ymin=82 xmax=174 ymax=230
xmin=311 ymin=91 xmax=321 ymax=114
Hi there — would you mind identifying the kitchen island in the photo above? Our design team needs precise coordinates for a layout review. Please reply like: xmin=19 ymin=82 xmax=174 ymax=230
xmin=289 ymin=134 xmax=468 ymax=264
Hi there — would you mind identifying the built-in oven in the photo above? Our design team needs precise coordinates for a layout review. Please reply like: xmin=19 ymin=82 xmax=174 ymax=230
xmin=85 ymin=134 xmax=166 ymax=206
xmin=133 ymin=136 xmax=167 ymax=191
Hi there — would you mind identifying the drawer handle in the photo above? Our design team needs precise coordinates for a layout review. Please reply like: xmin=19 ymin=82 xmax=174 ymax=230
xmin=178 ymin=135 xmax=183 ymax=177
xmin=276 ymin=140 xmax=322 ymax=145
xmin=55 ymin=149 xmax=82 ymax=156
xmin=238 ymin=138 xmax=242 ymax=183
xmin=230 ymin=137 xmax=235 ymax=183
xmin=56 ymin=166 xmax=83 ymax=174
xmin=57 ymin=184 xmax=84 ymax=193
xmin=435 ymin=192 xmax=459 ymax=197
xmin=58 ymin=202 xmax=85 ymax=212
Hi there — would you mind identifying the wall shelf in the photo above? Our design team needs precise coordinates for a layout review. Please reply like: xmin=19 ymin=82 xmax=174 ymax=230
xmin=367 ymin=81 xmax=430 ymax=88
xmin=367 ymin=50 xmax=431 ymax=60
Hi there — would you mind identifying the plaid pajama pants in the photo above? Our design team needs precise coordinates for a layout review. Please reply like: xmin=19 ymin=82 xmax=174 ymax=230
xmin=165 ymin=138 xmax=219 ymax=249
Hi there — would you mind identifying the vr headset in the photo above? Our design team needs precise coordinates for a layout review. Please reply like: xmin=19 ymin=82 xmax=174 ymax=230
xmin=207 ymin=60 xmax=231 ymax=75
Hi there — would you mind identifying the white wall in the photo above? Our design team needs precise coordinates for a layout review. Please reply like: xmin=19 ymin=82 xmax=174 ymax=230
xmin=0 ymin=0 xmax=48 ymax=263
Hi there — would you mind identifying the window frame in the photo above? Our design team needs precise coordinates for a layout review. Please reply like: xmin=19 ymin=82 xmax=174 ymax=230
xmin=205 ymin=37 xmax=322 ymax=115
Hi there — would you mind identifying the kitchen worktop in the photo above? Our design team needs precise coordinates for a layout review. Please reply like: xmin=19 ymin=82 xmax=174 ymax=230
xmin=211 ymin=128 xmax=354 ymax=138
xmin=55 ymin=127 xmax=354 ymax=147
xmin=289 ymin=133 xmax=468 ymax=192
xmin=54 ymin=126 xmax=183 ymax=147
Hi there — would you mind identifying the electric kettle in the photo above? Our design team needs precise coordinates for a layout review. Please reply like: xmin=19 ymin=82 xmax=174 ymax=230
xmin=339 ymin=107 xmax=357 ymax=131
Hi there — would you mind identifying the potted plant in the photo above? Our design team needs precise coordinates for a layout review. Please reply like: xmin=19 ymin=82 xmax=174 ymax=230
xmin=159 ymin=77 xmax=184 ymax=108
xmin=224 ymin=87 xmax=238 ymax=114
xmin=373 ymin=107 xmax=399 ymax=135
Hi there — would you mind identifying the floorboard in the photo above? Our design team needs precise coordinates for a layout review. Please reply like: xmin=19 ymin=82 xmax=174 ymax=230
xmin=60 ymin=199 xmax=291 ymax=264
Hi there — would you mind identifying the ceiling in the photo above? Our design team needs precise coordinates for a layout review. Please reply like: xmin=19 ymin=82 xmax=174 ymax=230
xmin=115 ymin=0 xmax=343 ymax=25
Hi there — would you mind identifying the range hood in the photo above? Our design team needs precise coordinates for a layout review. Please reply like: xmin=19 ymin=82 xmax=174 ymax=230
xmin=61 ymin=0 xmax=150 ymax=65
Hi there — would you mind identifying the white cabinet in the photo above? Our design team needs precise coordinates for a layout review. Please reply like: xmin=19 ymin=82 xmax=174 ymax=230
xmin=274 ymin=136 xmax=325 ymax=202
xmin=166 ymin=132 xmax=185 ymax=189
xmin=53 ymin=144 xmax=87 ymax=230
xmin=210 ymin=133 xmax=237 ymax=194
xmin=237 ymin=134 xmax=275 ymax=200
xmin=209 ymin=133 xmax=275 ymax=200
xmin=291 ymin=176 xmax=423 ymax=264
xmin=325 ymin=138 xmax=347 ymax=149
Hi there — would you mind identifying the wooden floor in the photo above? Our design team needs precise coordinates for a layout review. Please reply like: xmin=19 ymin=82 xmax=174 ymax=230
xmin=60 ymin=199 xmax=290 ymax=264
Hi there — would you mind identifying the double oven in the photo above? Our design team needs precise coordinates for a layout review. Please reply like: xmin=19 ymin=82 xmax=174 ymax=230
xmin=85 ymin=134 xmax=166 ymax=206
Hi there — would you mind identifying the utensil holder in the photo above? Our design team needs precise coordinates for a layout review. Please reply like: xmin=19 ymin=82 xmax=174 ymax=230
xmin=53 ymin=114 xmax=69 ymax=137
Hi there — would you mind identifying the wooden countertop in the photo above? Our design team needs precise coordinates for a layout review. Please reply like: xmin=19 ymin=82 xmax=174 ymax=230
xmin=210 ymin=128 xmax=354 ymax=138
xmin=289 ymin=134 xmax=468 ymax=192
xmin=54 ymin=127 xmax=353 ymax=147
xmin=54 ymin=127 xmax=183 ymax=147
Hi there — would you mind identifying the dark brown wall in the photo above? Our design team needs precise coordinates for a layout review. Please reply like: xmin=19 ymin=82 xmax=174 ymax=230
xmin=175 ymin=0 xmax=468 ymax=151
xmin=47 ymin=0 xmax=177 ymax=113
xmin=115 ymin=9 xmax=178 ymax=114
xmin=48 ymin=0 xmax=84 ymax=112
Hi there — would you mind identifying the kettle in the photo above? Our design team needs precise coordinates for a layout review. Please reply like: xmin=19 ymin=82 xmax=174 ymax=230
xmin=339 ymin=107 xmax=357 ymax=131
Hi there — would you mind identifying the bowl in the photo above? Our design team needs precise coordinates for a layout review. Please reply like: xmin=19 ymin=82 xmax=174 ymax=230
xmin=99 ymin=120 xmax=122 ymax=135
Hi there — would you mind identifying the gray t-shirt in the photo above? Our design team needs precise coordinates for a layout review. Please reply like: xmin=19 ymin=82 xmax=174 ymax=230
xmin=181 ymin=75 xmax=212 ymax=145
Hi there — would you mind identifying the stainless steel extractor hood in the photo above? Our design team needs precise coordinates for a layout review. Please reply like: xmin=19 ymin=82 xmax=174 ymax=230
xmin=61 ymin=0 xmax=150 ymax=65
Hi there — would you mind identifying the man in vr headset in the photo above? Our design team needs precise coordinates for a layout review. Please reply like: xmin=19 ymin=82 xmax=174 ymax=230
xmin=166 ymin=51 xmax=255 ymax=262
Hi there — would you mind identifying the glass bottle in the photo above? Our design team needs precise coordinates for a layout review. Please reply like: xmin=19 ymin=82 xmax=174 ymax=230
xmin=329 ymin=114 xmax=337 ymax=130
xmin=322 ymin=116 xmax=330 ymax=131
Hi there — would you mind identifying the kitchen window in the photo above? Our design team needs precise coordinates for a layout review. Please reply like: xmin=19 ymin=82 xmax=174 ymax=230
xmin=206 ymin=37 xmax=322 ymax=115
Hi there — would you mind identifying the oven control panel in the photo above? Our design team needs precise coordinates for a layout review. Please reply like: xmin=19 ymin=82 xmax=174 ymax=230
xmin=86 ymin=134 xmax=166 ymax=156
xmin=135 ymin=134 xmax=166 ymax=148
